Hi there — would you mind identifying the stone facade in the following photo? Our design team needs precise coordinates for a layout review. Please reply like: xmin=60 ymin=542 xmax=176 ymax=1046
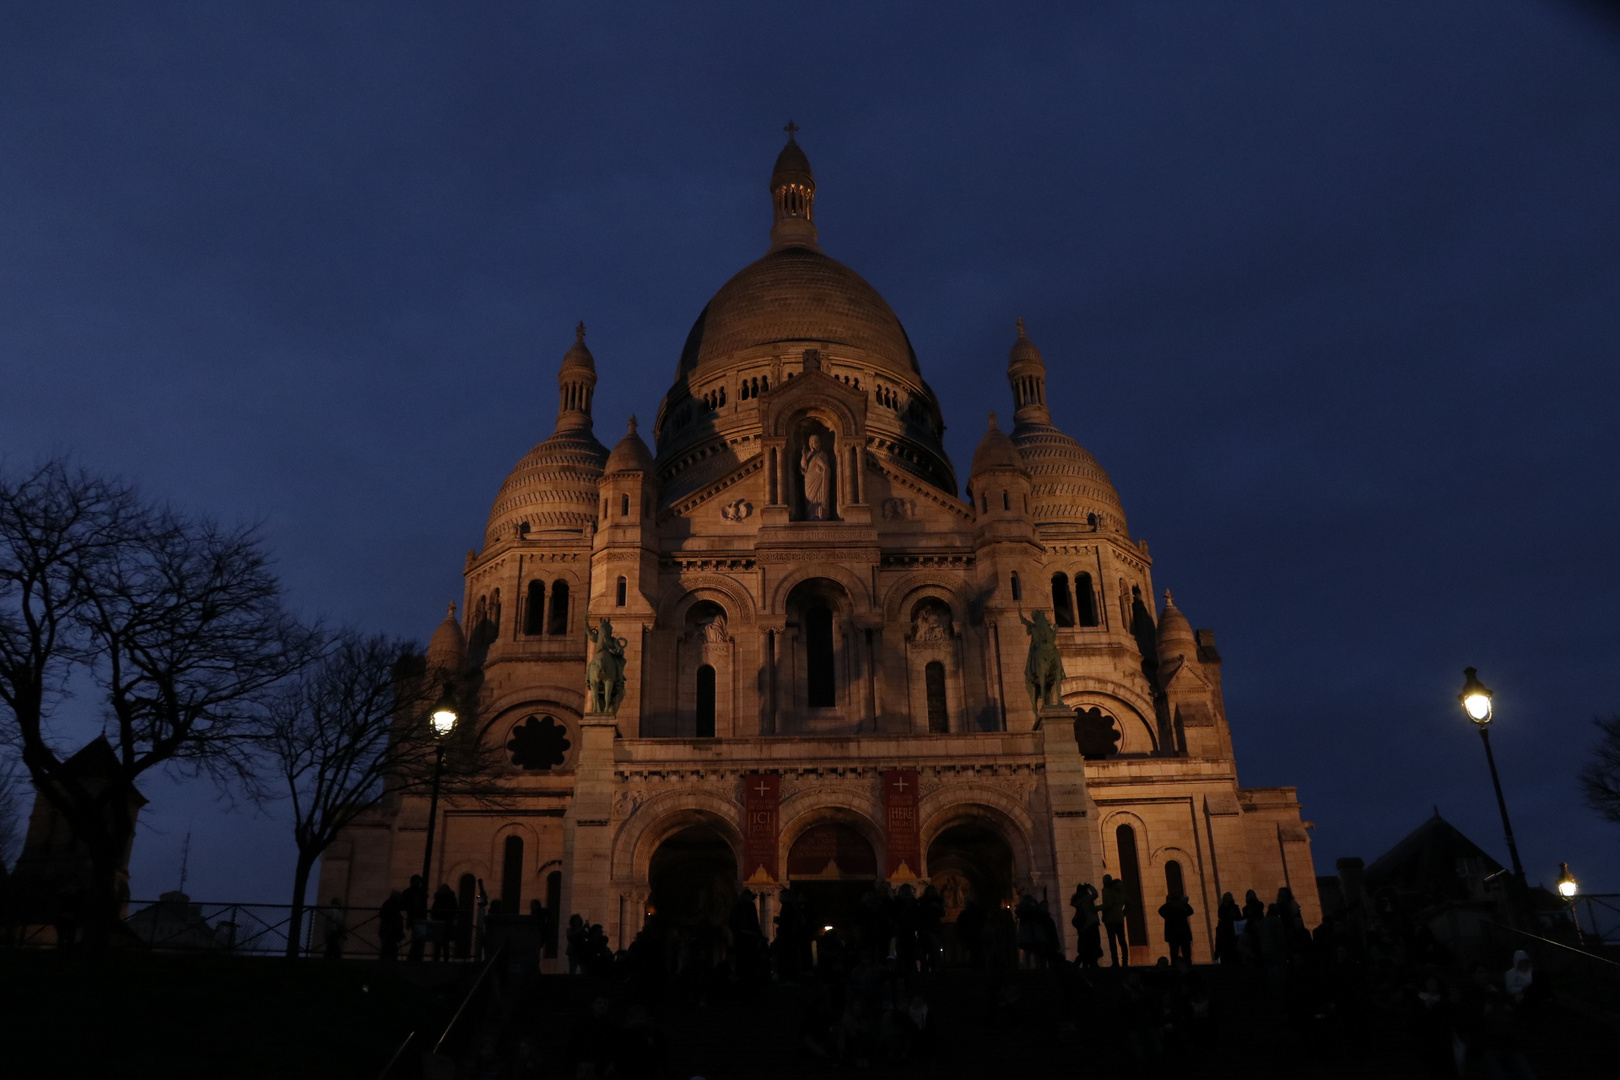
xmin=320 ymin=133 xmax=1320 ymax=966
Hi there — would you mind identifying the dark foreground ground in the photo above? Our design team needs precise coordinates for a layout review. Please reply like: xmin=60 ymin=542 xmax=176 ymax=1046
xmin=0 ymin=953 xmax=1611 ymax=1079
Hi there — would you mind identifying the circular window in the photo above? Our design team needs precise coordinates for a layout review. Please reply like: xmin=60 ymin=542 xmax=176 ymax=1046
xmin=507 ymin=714 xmax=571 ymax=770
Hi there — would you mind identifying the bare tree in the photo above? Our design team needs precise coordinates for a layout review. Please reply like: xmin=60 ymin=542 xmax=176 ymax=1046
xmin=260 ymin=632 xmax=508 ymax=956
xmin=1580 ymin=713 xmax=1620 ymax=826
xmin=0 ymin=755 xmax=25 ymax=873
xmin=0 ymin=460 xmax=314 ymax=946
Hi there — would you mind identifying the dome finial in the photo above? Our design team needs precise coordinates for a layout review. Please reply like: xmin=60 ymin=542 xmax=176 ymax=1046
xmin=1164 ymin=589 xmax=1174 ymax=607
xmin=1007 ymin=317 xmax=1051 ymax=427
xmin=447 ymin=601 xmax=457 ymax=619
xmin=769 ymin=125 xmax=819 ymax=253
xmin=557 ymin=323 xmax=599 ymax=433
xmin=627 ymin=414 xmax=638 ymax=435
xmin=988 ymin=410 xmax=997 ymax=427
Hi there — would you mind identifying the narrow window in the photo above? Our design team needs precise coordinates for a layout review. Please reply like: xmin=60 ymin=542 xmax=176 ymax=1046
xmin=695 ymin=664 xmax=716 ymax=737
xmin=501 ymin=835 xmax=524 ymax=912
xmin=925 ymin=661 xmax=948 ymax=733
xmin=806 ymin=604 xmax=836 ymax=708
xmin=621 ymin=493 xmax=630 ymax=517
xmin=615 ymin=576 xmax=627 ymax=607
xmin=524 ymin=580 xmax=545 ymax=635
xmin=1075 ymin=572 xmax=1099 ymax=627
xmin=1165 ymin=859 xmax=1184 ymax=901
xmin=1051 ymin=573 xmax=1076 ymax=627
xmin=547 ymin=580 xmax=570 ymax=636
xmin=979 ymin=494 xmax=988 ymax=513
xmin=1010 ymin=572 xmax=1021 ymax=602
xmin=1002 ymin=491 xmax=1010 ymax=511
xmin=1116 ymin=824 xmax=1146 ymax=946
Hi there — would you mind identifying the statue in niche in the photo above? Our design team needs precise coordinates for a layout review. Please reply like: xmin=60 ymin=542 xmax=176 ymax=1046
xmin=1020 ymin=609 xmax=1066 ymax=711
xmin=687 ymin=608 xmax=728 ymax=644
xmin=585 ymin=617 xmax=628 ymax=715
xmin=800 ymin=434 xmax=832 ymax=521
xmin=913 ymin=602 xmax=952 ymax=643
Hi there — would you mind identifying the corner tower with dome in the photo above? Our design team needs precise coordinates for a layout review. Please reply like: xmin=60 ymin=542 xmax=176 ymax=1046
xmin=322 ymin=131 xmax=1319 ymax=965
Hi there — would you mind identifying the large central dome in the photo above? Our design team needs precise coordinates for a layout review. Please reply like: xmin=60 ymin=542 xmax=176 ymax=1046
xmin=676 ymin=246 xmax=920 ymax=377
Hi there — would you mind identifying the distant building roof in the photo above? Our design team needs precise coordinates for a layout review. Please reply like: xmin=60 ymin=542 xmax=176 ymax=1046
xmin=1365 ymin=810 xmax=1504 ymax=906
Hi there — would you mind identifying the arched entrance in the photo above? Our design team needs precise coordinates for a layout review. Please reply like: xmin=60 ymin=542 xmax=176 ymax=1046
xmin=927 ymin=822 xmax=1016 ymax=966
xmin=785 ymin=822 xmax=878 ymax=935
xmin=649 ymin=824 xmax=738 ymax=926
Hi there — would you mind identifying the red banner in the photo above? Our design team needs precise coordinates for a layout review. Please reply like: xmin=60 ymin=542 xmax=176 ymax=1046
xmin=882 ymin=769 xmax=921 ymax=881
xmin=741 ymin=772 xmax=780 ymax=885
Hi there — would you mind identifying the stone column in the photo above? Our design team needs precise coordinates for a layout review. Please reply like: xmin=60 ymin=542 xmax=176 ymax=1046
xmin=559 ymin=715 xmax=619 ymax=946
xmin=1036 ymin=703 xmax=1099 ymax=961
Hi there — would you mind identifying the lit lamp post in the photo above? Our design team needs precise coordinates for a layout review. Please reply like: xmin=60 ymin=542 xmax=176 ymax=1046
xmin=1557 ymin=862 xmax=1583 ymax=945
xmin=419 ymin=683 xmax=460 ymax=888
xmin=1458 ymin=667 xmax=1529 ymax=925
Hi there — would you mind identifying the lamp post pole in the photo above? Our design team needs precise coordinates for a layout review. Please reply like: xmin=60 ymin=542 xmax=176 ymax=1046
xmin=419 ymin=683 xmax=460 ymax=890
xmin=1459 ymin=667 xmax=1529 ymax=926
xmin=420 ymin=741 xmax=448 ymax=887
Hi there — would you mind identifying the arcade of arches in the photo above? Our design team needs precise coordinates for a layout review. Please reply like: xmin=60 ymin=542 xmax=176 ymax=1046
xmin=323 ymin=131 xmax=1320 ymax=968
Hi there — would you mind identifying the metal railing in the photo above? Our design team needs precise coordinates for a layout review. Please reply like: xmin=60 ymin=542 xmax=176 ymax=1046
xmin=6 ymin=897 xmax=482 ymax=959
xmin=1571 ymin=893 xmax=1620 ymax=947
xmin=1482 ymin=920 xmax=1620 ymax=1021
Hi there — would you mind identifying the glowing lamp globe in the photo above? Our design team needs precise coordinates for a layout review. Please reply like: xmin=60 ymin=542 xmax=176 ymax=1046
xmin=1458 ymin=667 xmax=1493 ymax=725
xmin=1557 ymin=862 xmax=1578 ymax=899
xmin=431 ymin=687 xmax=459 ymax=738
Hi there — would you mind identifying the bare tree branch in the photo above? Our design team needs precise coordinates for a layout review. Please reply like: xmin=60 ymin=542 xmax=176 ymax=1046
xmin=1579 ymin=713 xmax=1620 ymax=826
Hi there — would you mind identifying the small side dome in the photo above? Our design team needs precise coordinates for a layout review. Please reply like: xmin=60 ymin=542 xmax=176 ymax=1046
xmin=970 ymin=411 xmax=1022 ymax=475
xmin=1156 ymin=591 xmax=1196 ymax=659
xmin=604 ymin=416 xmax=656 ymax=475
xmin=426 ymin=603 xmax=467 ymax=673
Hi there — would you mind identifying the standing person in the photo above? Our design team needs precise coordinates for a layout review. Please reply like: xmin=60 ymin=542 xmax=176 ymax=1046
xmin=1014 ymin=894 xmax=1041 ymax=969
xmin=1215 ymin=892 xmax=1240 ymax=965
xmin=1101 ymin=875 xmax=1130 ymax=967
xmin=956 ymin=896 xmax=986 ymax=970
xmin=1157 ymin=893 xmax=1194 ymax=965
xmin=1070 ymin=882 xmax=1103 ymax=969
xmin=475 ymin=878 xmax=489 ymax=961
xmin=917 ymin=884 xmax=945 ymax=973
xmin=431 ymin=883 xmax=458 ymax=962
xmin=404 ymin=874 xmax=429 ymax=962
xmin=321 ymin=897 xmax=348 ymax=961
xmin=566 ymin=913 xmax=586 ymax=975
xmin=378 ymin=890 xmax=405 ymax=962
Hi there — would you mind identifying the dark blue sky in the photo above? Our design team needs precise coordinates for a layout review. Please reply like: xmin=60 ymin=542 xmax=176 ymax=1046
xmin=4 ymin=2 xmax=1618 ymax=903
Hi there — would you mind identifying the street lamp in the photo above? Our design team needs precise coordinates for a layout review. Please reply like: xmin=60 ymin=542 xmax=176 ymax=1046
xmin=1557 ymin=862 xmax=1584 ymax=945
xmin=1457 ymin=667 xmax=1528 ymax=924
xmin=420 ymin=682 xmax=460 ymax=888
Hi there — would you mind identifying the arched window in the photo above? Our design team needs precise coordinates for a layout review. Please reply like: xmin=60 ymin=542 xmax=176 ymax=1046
xmin=620 ymin=493 xmax=630 ymax=517
xmin=1010 ymin=572 xmax=1021 ymax=602
xmin=695 ymin=664 xmax=716 ymax=737
xmin=547 ymin=580 xmax=570 ymax=636
xmin=615 ymin=576 xmax=627 ymax=607
xmin=1075 ymin=572 xmax=1099 ymax=627
xmin=805 ymin=604 xmax=836 ymax=708
xmin=1051 ymin=573 xmax=1076 ymax=627
xmin=979 ymin=493 xmax=988 ymax=513
xmin=1001 ymin=490 xmax=1010 ymax=511
xmin=1116 ymin=824 xmax=1147 ymax=946
xmin=1165 ymin=859 xmax=1184 ymax=902
xmin=524 ymin=580 xmax=545 ymax=635
xmin=490 ymin=589 xmax=502 ymax=635
xmin=925 ymin=661 xmax=948 ymax=733
xmin=501 ymin=835 xmax=524 ymax=912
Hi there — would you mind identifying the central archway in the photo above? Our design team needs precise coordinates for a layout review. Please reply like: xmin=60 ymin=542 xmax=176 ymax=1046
xmin=649 ymin=824 xmax=738 ymax=926
xmin=926 ymin=822 xmax=1015 ymax=967
xmin=786 ymin=822 xmax=878 ymax=936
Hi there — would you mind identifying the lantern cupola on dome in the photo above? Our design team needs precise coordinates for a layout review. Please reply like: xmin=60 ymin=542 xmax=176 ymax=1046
xmin=770 ymin=121 xmax=819 ymax=253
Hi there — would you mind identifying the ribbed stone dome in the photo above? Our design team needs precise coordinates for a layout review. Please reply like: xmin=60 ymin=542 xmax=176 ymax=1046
xmin=1011 ymin=421 xmax=1130 ymax=532
xmin=486 ymin=426 xmax=608 ymax=545
xmin=676 ymin=246 xmax=919 ymax=378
